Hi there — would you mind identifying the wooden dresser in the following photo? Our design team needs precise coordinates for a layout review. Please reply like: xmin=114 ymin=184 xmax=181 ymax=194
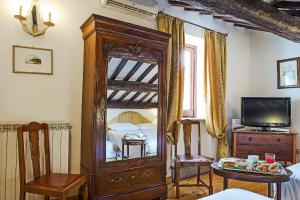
xmin=233 ymin=130 xmax=296 ymax=164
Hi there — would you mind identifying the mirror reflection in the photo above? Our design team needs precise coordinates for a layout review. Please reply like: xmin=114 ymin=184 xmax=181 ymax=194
xmin=106 ymin=56 xmax=158 ymax=162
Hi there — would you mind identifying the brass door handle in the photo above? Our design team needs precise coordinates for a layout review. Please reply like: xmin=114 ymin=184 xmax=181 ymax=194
xmin=130 ymin=175 xmax=136 ymax=179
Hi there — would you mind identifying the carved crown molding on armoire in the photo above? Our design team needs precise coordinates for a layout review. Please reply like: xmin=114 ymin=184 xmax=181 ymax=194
xmin=80 ymin=14 xmax=170 ymax=200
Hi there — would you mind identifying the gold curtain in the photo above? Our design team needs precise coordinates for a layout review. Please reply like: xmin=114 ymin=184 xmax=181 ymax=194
xmin=158 ymin=14 xmax=185 ymax=144
xmin=204 ymin=30 xmax=229 ymax=158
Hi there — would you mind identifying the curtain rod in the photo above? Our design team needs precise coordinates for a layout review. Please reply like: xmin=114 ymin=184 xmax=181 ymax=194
xmin=158 ymin=11 xmax=229 ymax=37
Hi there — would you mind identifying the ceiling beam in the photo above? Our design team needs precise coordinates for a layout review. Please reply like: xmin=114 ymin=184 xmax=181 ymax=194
xmin=107 ymin=80 xmax=158 ymax=93
xmin=136 ymin=64 xmax=157 ymax=82
xmin=137 ymin=93 xmax=152 ymax=103
xmin=123 ymin=61 xmax=143 ymax=81
xmin=108 ymin=101 xmax=157 ymax=109
xmin=107 ymin=90 xmax=119 ymax=101
xmin=110 ymin=59 xmax=128 ymax=80
xmin=147 ymin=93 xmax=158 ymax=103
xmin=148 ymin=74 xmax=158 ymax=84
xmin=234 ymin=24 xmax=268 ymax=32
xmin=176 ymin=0 xmax=300 ymax=42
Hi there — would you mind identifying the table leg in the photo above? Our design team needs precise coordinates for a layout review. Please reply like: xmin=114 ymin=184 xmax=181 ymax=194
xmin=223 ymin=178 xmax=228 ymax=190
xmin=141 ymin=144 xmax=143 ymax=157
xmin=268 ymin=183 xmax=273 ymax=198
xmin=122 ymin=143 xmax=124 ymax=160
xmin=276 ymin=183 xmax=281 ymax=200
xmin=127 ymin=145 xmax=129 ymax=158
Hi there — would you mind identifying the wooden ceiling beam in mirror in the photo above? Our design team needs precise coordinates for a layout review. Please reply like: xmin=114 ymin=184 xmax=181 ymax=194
xmin=107 ymin=80 xmax=158 ymax=92
xmin=129 ymin=92 xmax=143 ymax=102
xmin=149 ymin=74 xmax=158 ymax=84
xmin=136 ymin=64 xmax=157 ymax=82
xmin=118 ymin=91 xmax=131 ymax=102
xmin=108 ymin=101 xmax=157 ymax=109
xmin=128 ymin=73 xmax=158 ymax=102
xmin=123 ymin=61 xmax=144 ymax=81
xmin=110 ymin=58 xmax=128 ymax=80
xmin=137 ymin=93 xmax=152 ymax=104
xmin=147 ymin=93 xmax=158 ymax=103
xmin=115 ymin=61 xmax=145 ymax=101
xmin=175 ymin=0 xmax=300 ymax=42
xmin=107 ymin=90 xmax=119 ymax=101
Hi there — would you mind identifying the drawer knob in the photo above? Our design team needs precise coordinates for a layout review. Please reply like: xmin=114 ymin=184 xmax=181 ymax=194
xmin=130 ymin=175 xmax=136 ymax=179
xmin=277 ymin=138 xmax=281 ymax=142
xmin=111 ymin=177 xmax=123 ymax=183
xmin=248 ymin=137 xmax=252 ymax=141
xmin=143 ymin=172 xmax=152 ymax=177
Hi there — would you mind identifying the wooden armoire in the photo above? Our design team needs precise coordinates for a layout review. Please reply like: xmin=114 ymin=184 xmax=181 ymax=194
xmin=80 ymin=14 xmax=170 ymax=200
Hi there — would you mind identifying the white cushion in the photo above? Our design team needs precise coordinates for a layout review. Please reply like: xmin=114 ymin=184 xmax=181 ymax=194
xmin=137 ymin=123 xmax=157 ymax=130
xmin=199 ymin=189 xmax=272 ymax=200
xmin=280 ymin=162 xmax=300 ymax=200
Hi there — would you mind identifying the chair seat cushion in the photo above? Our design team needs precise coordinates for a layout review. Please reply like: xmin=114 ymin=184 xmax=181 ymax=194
xmin=199 ymin=189 xmax=272 ymax=200
xmin=177 ymin=155 xmax=212 ymax=163
xmin=26 ymin=173 xmax=86 ymax=192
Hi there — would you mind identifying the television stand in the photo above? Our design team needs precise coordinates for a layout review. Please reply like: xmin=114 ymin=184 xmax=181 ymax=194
xmin=232 ymin=130 xmax=297 ymax=165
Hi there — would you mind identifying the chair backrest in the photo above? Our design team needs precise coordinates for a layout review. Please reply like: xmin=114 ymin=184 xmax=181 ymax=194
xmin=17 ymin=122 xmax=50 ymax=185
xmin=174 ymin=119 xmax=201 ymax=157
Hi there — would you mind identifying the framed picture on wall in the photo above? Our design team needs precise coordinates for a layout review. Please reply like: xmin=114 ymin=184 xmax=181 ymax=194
xmin=277 ymin=57 xmax=300 ymax=89
xmin=13 ymin=45 xmax=53 ymax=75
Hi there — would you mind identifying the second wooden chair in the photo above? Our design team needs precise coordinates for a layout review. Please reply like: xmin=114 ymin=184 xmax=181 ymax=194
xmin=174 ymin=119 xmax=213 ymax=199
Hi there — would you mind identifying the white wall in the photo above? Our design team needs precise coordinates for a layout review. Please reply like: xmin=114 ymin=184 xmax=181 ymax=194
xmin=249 ymin=31 xmax=300 ymax=153
xmin=107 ymin=109 xmax=157 ymax=122
xmin=0 ymin=0 xmax=252 ymax=173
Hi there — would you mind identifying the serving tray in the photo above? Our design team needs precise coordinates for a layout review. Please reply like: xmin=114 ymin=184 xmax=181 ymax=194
xmin=218 ymin=159 xmax=287 ymax=176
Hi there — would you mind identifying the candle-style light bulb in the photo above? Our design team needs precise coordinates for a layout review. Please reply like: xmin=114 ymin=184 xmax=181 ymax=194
xmin=48 ymin=12 xmax=52 ymax=22
xmin=19 ymin=5 xmax=23 ymax=16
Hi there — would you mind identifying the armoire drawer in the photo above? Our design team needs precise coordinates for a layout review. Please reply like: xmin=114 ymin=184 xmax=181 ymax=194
xmin=95 ymin=167 xmax=162 ymax=196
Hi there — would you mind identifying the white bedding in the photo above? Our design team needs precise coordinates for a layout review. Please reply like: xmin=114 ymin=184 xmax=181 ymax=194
xmin=279 ymin=162 xmax=300 ymax=200
xmin=106 ymin=140 xmax=117 ymax=159
xmin=200 ymin=188 xmax=272 ymax=200
xmin=107 ymin=126 xmax=157 ymax=157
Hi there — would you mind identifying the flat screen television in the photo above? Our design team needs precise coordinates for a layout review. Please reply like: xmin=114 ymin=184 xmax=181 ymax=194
xmin=241 ymin=97 xmax=291 ymax=129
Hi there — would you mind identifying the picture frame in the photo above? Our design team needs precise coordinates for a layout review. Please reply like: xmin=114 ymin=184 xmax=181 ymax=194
xmin=277 ymin=57 xmax=300 ymax=89
xmin=13 ymin=45 xmax=53 ymax=75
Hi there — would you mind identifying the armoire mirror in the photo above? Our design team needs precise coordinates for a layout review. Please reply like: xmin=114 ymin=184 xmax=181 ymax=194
xmin=106 ymin=52 xmax=159 ymax=162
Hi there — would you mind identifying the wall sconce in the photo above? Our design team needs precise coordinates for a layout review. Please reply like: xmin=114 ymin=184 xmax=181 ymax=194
xmin=14 ymin=0 xmax=55 ymax=37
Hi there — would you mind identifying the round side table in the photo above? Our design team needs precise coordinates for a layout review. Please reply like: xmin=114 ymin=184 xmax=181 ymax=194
xmin=121 ymin=138 xmax=146 ymax=159
xmin=211 ymin=162 xmax=292 ymax=200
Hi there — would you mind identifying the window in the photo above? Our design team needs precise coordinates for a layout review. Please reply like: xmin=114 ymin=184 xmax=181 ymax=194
xmin=183 ymin=44 xmax=197 ymax=117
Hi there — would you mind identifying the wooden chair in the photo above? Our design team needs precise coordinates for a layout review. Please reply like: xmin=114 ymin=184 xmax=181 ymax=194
xmin=174 ymin=119 xmax=213 ymax=199
xmin=17 ymin=122 xmax=88 ymax=200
